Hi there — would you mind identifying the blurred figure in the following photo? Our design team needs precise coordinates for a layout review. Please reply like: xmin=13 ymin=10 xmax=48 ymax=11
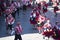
xmin=30 ymin=10 xmax=38 ymax=27
xmin=14 ymin=22 xmax=22 ymax=40
xmin=37 ymin=21 xmax=44 ymax=34
xmin=36 ymin=14 xmax=46 ymax=34
xmin=5 ymin=14 xmax=15 ymax=34
xmin=53 ymin=2 xmax=59 ymax=17
xmin=26 ymin=1 xmax=32 ymax=8
xmin=11 ymin=1 xmax=16 ymax=18
xmin=52 ymin=26 xmax=60 ymax=39
xmin=23 ymin=1 xmax=27 ymax=15
xmin=16 ymin=1 xmax=20 ymax=16
xmin=40 ymin=1 xmax=48 ymax=15
xmin=42 ymin=19 xmax=53 ymax=40
xmin=43 ymin=19 xmax=51 ymax=32
xmin=37 ymin=3 xmax=41 ymax=13
xmin=43 ymin=1 xmax=48 ymax=13
xmin=37 ymin=15 xmax=46 ymax=23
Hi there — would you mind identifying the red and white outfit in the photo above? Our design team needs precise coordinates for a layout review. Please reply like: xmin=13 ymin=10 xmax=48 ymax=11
xmin=5 ymin=14 xmax=15 ymax=33
xmin=35 ymin=11 xmax=40 ymax=21
xmin=9 ymin=4 xmax=15 ymax=13
xmin=30 ymin=12 xmax=37 ymax=24
xmin=36 ymin=15 xmax=46 ymax=32
xmin=43 ymin=21 xmax=51 ymax=28
xmin=43 ymin=20 xmax=51 ymax=33
xmin=42 ymin=20 xmax=54 ymax=37
xmin=15 ymin=25 xmax=22 ymax=34
xmin=5 ymin=15 xmax=15 ymax=25
xmin=30 ymin=11 xmax=40 ymax=24
xmin=37 ymin=15 xmax=46 ymax=23
xmin=4 ymin=3 xmax=15 ymax=15
xmin=4 ymin=9 xmax=11 ymax=15
xmin=14 ymin=23 xmax=22 ymax=40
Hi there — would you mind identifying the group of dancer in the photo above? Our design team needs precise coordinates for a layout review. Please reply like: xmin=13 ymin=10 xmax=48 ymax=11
xmin=3 ymin=1 xmax=21 ymax=34
xmin=0 ymin=1 xmax=24 ymax=40
xmin=0 ymin=0 xmax=60 ymax=40
xmin=30 ymin=1 xmax=60 ymax=40
xmin=30 ymin=1 xmax=48 ymax=33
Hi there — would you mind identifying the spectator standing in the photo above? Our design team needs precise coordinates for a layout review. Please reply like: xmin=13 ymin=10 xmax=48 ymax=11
xmin=14 ymin=22 xmax=22 ymax=40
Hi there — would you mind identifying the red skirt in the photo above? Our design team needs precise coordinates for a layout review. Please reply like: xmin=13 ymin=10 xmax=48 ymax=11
xmin=30 ymin=20 xmax=37 ymax=25
xmin=42 ymin=31 xmax=54 ymax=37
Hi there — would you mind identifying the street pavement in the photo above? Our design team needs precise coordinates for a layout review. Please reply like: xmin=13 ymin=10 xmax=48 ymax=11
xmin=0 ymin=6 xmax=60 ymax=40
xmin=0 ymin=33 xmax=54 ymax=40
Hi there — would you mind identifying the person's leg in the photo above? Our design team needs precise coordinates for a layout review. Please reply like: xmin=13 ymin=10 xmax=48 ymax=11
xmin=9 ymin=24 xmax=12 ymax=31
xmin=17 ymin=8 xmax=20 ymax=16
xmin=14 ymin=34 xmax=18 ymax=40
xmin=7 ymin=24 xmax=13 ymax=35
xmin=19 ymin=34 xmax=22 ymax=40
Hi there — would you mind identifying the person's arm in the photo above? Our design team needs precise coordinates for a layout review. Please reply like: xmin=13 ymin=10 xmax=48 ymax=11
xmin=20 ymin=25 xmax=23 ymax=33
xmin=11 ymin=18 xmax=15 ymax=24
xmin=14 ymin=27 xmax=18 ymax=33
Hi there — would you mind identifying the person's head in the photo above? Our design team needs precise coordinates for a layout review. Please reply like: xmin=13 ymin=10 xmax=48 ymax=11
xmin=17 ymin=22 xmax=20 ymax=26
